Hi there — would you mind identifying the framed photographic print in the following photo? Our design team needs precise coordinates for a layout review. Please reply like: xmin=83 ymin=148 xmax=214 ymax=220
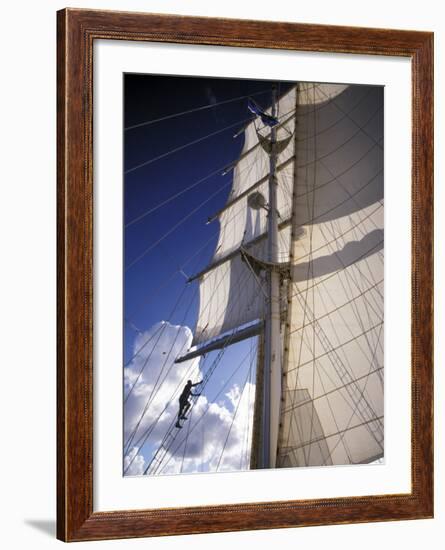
xmin=57 ymin=8 xmax=433 ymax=542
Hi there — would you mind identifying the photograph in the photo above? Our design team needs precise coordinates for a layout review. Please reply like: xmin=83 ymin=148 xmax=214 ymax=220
xmin=0 ymin=0 xmax=437 ymax=544
xmin=122 ymin=75 xmax=384 ymax=477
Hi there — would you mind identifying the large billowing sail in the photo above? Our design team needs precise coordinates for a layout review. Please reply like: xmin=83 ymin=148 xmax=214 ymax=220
xmin=189 ymin=81 xmax=384 ymax=468
xmin=277 ymin=83 xmax=384 ymax=466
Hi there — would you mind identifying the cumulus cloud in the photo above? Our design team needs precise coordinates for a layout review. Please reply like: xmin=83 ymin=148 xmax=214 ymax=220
xmin=124 ymin=447 xmax=146 ymax=476
xmin=159 ymin=381 xmax=255 ymax=475
xmin=123 ymin=321 xmax=255 ymax=476
xmin=123 ymin=321 xmax=201 ymax=470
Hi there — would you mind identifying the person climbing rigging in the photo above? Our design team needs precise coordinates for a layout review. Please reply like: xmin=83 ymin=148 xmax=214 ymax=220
xmin=175 ymin=379 xmax=202 ymax=428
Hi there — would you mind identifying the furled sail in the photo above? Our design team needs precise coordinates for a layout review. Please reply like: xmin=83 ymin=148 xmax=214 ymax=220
xmin=277 ymin=83 xmax=384 ymax=466
xmin=192 ymin=88 xmax=296 ymax=346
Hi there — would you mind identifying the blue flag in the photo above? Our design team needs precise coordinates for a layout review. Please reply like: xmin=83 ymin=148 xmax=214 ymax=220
xmin=247 ymin=98 xmax=279 ymax=127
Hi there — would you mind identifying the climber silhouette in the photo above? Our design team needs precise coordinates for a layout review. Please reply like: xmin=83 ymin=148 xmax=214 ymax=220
xmin=175 ymin=379 xmax=202 ymax=428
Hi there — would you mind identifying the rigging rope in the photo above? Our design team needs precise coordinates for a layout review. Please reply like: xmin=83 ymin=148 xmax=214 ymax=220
xmin=283 ymin=83 xmax=315 ymax=462
xmin=124 ymin=282 xmax=200 ymax=454
xmin=125 ymin=145 xmax=270 ymax=272
xmin=321 ymin=323 xmax=384 ymax=464
xmin=287 ymin=321 xmax=383 ymax=375
xmin=151 ymin=342 xmax=254 ymax=475
xmin=306 ymin=83 xmax=319 ymax=465
xmin=216 ymin=368 xmax=251 ymax=471
xmin=149 ymin=267 xmax=262 ymax=476
xmin=280 ymin=83 xmax=385 ymax=464
xmin=125 ymin=262 xmax=253 ymax=469
xmin=124 ymin=356 xmax=204 ymax=474
xmin=125 ymin=179 xmax=231 ymax=271
xmin=290 ymin=296 xmax=384 ymax=453
xmin=242 ymin=347 xmax=255 ymax=469
xmin=142 ymin=271 xmax=252 ymax=460
xmin=124 ymin=284 xmax=187 ymax=372
xmin=125 ymin=130 xmax=278 ymax=230
xmin=125 ymin=104 xmax=297 ymax=176
xmin=316 ymin=85 xmax=383 ymax=151
xmin=126 ymin=229 xmax=218 ymax=320
xmin=124 ymin=282 xmax=191 ymax=403
xmin=144 ymin=264 xmax=258 ymax=475
xmin=180 ymin=403 xmax=194 ymax=473
xmin=125 ymin=89 xmax=270 ymax=131
xmin=125 ymin=165 xmax=232 ymax=228
xmin=125 ymin=116 xmax=251 ymax=175
xmin=124 ymin=211 xmax=259 ymax=469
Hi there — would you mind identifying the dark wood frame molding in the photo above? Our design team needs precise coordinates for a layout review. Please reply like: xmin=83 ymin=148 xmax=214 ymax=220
xmin=57 ymin=8 xmax=434 ymax=542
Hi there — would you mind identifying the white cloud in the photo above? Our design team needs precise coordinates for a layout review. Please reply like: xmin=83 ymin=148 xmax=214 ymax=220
xmin=124 ymin=447 xmax=146 ymax=476
xmin=123 ymin=321 xmax=256 ymax=477
xmin=225 ymin=384 xmax=241 ymax=408
xmin=159 ymin=381 xmax=256 ymax=476
xmin=123 ymin=321 xmax=201 ymax=469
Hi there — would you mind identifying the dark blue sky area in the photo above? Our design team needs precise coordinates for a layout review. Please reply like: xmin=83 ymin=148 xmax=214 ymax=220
xmin=124 ymin=74 xmax=292 ymax=362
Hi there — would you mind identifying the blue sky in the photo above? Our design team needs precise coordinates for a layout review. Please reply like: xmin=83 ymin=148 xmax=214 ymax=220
xmin=123 ymin=74 xmax=286 ymax=475
xmin=123 ymin=74 xmax=281 ymax=337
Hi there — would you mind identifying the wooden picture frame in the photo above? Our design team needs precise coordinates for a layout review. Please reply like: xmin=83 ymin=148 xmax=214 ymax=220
xmin=57 ymin=8 xmax=434 ymax=542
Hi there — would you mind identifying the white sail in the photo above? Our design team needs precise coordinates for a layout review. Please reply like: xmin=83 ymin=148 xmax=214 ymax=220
xmin=277 ymin=83 xmax=384 ymax=466
xmin=193 ymin=89 xmax=296 ymax=346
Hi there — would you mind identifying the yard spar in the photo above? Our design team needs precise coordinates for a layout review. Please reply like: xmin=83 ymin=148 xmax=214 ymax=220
xmin=160 ymin=82 xmax=384 ymax=471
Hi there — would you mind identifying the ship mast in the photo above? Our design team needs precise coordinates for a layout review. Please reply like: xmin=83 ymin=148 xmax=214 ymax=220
xmin=261 ymin=84 xmax=282 ymax=468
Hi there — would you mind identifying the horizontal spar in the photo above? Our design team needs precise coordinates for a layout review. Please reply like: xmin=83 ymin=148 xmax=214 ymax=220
xmin=207 ymin=154 xmax=296 ymax=224
xmin=174 ymin=322 xmax=263 ymax=363
xmin=188 ymin=217 xmax=292 ymax=282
